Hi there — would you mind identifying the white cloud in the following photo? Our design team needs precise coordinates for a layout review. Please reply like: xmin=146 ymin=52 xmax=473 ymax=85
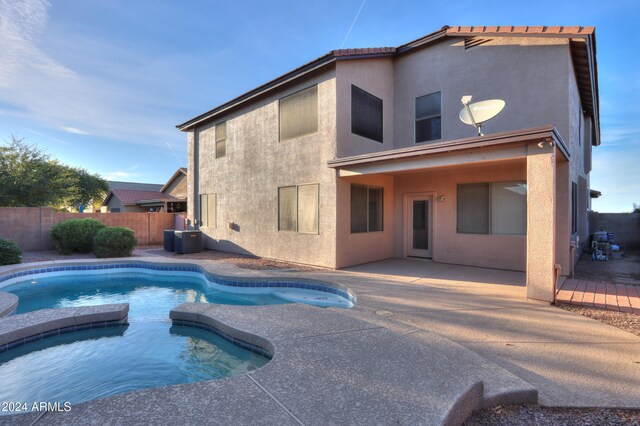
xmin=0 ymin=0 xmax=187 ymax=147
xmin=60 ymin=126 xmax=89 ymax=135
xmin=104 ymin=171 xmax=141 ymax=180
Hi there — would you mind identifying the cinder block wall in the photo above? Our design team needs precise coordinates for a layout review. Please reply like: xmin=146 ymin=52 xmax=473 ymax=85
xmin=0 ymin=207 xmax=175 ymax=251
xmin=589 ymin=212 xmax=640 ymax=250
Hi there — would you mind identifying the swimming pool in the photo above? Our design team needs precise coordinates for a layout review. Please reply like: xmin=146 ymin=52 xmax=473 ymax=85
xmin=0 ymin=262 xmax=355 ymax=413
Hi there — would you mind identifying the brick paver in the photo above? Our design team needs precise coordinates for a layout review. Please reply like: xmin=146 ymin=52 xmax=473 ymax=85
xmin=557 ymin=278 xmax=640 ymax=315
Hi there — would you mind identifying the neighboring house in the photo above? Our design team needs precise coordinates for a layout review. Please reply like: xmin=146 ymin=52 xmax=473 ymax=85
xmin=102 ymin=168 xmax=188 ymax=213
xmin=177 ymin=25 xmax=599 ymax=303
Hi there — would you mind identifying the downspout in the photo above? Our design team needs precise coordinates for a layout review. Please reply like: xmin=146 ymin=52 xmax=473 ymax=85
xmin=553 ymin=264 xmax=561 ymax=304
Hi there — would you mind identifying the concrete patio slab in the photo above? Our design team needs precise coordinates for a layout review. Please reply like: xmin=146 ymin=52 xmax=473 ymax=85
xmin=464 ymin=341 xmax=640 ymax=407
xmin=328 ymin=260 xmax=640 ymax=409
xmin=20 ymin=375 xmax=299 ymax=426
xmin=0 ymin=292 xmax=17 ymax=317
xmin=177 ymin=303 xmax=534 ymax=425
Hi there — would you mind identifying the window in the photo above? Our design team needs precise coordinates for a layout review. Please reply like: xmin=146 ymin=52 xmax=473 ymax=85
xmin=215 ymin=122 xmax=226 ymax=158
xmin=457 ymin=182 xmax=527 ymax=235
xmin=278 ymin=184 xmax=319 ymax=234
xmin=572 ymin=181 xmax=578 ymax=234
xmin=279 ymin=85 xmax=318 ymax=141
xmin=350 ymin=185 xmax=383 ymax=233
xmin=415 ymin=92 xmax=441 ymax=142
xmin=351 ymin=85 xmax=383 ymax=142
xmin=199 ymin=193 xmax=216 ymax=228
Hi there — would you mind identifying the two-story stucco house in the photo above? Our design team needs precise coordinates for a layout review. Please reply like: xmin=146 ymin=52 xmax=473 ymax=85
xmin=177 ymin=25 xmax=599 ymax=303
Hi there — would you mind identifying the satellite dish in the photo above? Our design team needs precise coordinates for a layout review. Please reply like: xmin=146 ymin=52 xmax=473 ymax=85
xmin=459 ymin=96 xmax=505 ymax=136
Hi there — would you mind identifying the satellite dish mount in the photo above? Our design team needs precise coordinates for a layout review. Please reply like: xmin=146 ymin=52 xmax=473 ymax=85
xmin=459 ymin=96 xmax=505 ymax=137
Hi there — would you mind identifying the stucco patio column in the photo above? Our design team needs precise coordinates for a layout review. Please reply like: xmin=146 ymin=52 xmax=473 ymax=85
xmin=526 ymin=141 xmax=557 ymax=302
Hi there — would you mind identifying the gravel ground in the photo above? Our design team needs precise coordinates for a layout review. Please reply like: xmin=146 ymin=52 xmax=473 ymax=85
xmin=135 ymin=246 xmax=324 ymax=271
xmin=21 ymin=250 xmax=97 ymax=263
xmin=557 ymin=302 xmax=640 ymax=337
xmin=20 ymin=246 xmax=323 ymax=272
xmin=465 ymin=404 xmax=640 ymax=425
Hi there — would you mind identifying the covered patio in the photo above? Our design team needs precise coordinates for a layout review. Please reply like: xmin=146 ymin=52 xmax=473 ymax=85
xmin=329 ymin=126 xmax=572 ymax=303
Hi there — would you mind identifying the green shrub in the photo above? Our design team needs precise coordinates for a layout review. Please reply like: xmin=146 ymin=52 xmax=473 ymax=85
xmin=51 ymin=218 xmax=106 ymax=254
xmin=0 ymin=238 xmax=22 ymax=265
xmin=93 ymin=227 xmax=137 ymax=258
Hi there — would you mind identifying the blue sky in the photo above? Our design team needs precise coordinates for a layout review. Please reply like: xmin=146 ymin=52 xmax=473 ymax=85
xmin=0 ymin=0 xmax=638 ymax=212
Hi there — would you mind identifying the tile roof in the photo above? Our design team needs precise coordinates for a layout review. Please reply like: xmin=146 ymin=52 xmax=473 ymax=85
xmin=331 ymin=47 xmax=397 ymax=57
xmin=446 ymin=25 xmax=594 ymax=36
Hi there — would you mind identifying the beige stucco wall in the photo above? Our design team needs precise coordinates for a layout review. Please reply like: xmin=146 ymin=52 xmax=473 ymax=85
xmin=566 ymin=51 xmax=592 ymax=264
xmin=187 ymin=69 xmax=338 ymax=267
xmin=335 ymin=58 xmax=395 ymax=157
xmin=335 ymin=174 xmax=395 ymax=268
xmin=392 ymin=37 xmax=572 ymax=148
xmin=526 ymin=143 xmax=557 ymax=302
xmin=334 ymin=159 xmax=528 ymax=271
xmin=164 ymin=173 xmax=187 ymax=199
xmin=107 ymin=196 xmax=144 ymax=213
xmin=394 ymin=160 xmax=527 ymax=271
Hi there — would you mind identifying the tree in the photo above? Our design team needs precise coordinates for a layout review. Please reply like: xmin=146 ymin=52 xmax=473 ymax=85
xmin=0 ymin=136 xmax=108 ymax=210
xmin=633 ymin=203 xmax=640 ymax=214
xmin=68 ymin=167 xmax=109 ymax=210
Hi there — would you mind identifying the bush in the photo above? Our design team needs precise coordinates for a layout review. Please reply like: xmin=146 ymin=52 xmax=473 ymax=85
xmin=93 ymin=227 xmax=137 ymax=258
xmin=0 ymin=238 xmax=22 ymax=265
xmin=51 ymin=218 xmax=106 ymax=254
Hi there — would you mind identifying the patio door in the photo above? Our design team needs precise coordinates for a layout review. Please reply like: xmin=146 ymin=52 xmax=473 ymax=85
xmin=406 ymin=195 xmax=433 ymax=258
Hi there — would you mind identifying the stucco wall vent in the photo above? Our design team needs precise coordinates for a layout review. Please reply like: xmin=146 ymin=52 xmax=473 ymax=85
xmin=464 ymin=37 xmax=492 ymax=50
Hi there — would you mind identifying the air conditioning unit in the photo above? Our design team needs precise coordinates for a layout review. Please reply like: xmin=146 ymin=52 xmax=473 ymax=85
xmin=174 ymin=231 xmax=203 ymax=254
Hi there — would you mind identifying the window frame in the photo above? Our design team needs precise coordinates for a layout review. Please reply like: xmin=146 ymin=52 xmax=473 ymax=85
xmin=571 ymin=181 xmax=578 ymax=234
xmin=215 ymin=122 xmax=226 ymax=159
xmin=277 ymin=183 xmax=319 ymax=234
xmin=278 ymin=85 xmax=319 ymax=142
xmin=456 ymin=181 xmax=527 ymax=236
xmin=414 ymin=91 xmax=442 ymax=143
xmin=351 ymin=84 xmax=383 ymax=143
xmin=199 ymin=193 xmax=217 ymax=228
xmin=350 ymin=184 xmax=384 ymax=234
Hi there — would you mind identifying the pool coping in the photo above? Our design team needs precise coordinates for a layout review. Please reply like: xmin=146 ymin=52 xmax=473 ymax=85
xmin=0 ymin=304 xmax=129 ymax=353
xmin=0 ymin=292 xmax=17 ymax=318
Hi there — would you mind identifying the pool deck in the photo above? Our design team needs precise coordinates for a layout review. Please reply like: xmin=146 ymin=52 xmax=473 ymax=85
xmin=0 ymin=256 xmax=639 ymax=424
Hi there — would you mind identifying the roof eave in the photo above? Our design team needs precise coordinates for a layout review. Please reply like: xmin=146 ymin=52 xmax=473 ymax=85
xmin=176 ymin=54 xmax=337 ymax=131
xmin=328 ymin=126 xmax=569 ymax=169
xmin=160 ymin=168 xmax=187 ymax=193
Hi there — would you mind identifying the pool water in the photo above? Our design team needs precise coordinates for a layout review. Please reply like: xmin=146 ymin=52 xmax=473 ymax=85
xmin=7 ymin=273 xmax=289 ymax=319
xmin=0 ymin=323 xmax=268 ymax=408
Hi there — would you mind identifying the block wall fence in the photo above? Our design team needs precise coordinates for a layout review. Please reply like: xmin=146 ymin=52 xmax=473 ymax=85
xmin=0 ymin=207 xmax=175 ymax=251
xmin=589 ymin=212 xmax=640 ymax=250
